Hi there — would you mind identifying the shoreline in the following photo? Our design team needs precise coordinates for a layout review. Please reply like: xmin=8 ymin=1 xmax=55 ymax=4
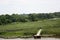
xmin=0 ymin=35 xmax=60 ymax=39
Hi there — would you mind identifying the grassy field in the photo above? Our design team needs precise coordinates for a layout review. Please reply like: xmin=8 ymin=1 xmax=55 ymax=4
xmin=0 ymin=18 xmax=60 ymax=38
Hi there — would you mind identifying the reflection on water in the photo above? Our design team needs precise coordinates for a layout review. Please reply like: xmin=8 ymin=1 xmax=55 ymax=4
xmin=0 ymin=37 xmax=60 ymax=40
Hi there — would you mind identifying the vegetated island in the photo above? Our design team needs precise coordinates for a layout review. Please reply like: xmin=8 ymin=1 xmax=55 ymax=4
xmin=0 ymin=12 xmax=60 ymax=38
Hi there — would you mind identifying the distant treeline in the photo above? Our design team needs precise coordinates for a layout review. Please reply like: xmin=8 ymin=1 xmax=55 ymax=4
xmin=0 ymin=12 xmax=60 ymax=25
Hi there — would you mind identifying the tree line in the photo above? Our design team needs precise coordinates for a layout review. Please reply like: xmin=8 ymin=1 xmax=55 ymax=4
xmin=0 ymin=12 xmax=60 ymax=25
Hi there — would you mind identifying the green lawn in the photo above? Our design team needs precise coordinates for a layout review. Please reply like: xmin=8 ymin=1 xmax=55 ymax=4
xmin=0 ymin=18 xmax=60 ymax=38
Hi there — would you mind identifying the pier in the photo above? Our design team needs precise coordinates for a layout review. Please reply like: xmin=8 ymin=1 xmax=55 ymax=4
xmin=33 ymin=29 xmax=42 ymax=39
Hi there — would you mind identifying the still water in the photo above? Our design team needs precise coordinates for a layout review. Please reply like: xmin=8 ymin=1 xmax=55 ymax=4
xmin=0 ymin=37 xmax=60 ymax=40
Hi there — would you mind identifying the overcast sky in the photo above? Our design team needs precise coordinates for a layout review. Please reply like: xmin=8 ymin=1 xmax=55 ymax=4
xmin=0 ymin=0 xmax=60 ymax=15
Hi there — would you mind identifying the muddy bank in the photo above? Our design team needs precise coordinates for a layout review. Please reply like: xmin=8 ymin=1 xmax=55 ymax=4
xmin=0 ymin=35 xmax=60 ymax=39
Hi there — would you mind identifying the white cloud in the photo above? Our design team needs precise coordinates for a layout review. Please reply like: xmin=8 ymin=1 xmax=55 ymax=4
xmin=0 ymin=0 xmax=60 ymax=14
xmin=0 ymin=0 xmax=9 ymax=5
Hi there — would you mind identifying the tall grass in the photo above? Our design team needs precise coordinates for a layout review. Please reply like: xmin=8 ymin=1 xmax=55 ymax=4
xmin=0 ymin=18 xmax=60 ymax=38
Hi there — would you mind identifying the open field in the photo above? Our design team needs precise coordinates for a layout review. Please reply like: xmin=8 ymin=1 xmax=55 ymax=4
xmin=0 ymin=18 xmax=60 ymax=38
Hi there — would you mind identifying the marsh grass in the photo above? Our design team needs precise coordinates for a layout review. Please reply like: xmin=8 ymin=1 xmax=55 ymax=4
xmin=0 ymin=18 xmax=60 ymax=38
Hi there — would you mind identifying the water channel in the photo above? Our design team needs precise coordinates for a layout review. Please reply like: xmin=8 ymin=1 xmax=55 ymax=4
xmin=0 ymin=37 xmax=60 ymax=40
